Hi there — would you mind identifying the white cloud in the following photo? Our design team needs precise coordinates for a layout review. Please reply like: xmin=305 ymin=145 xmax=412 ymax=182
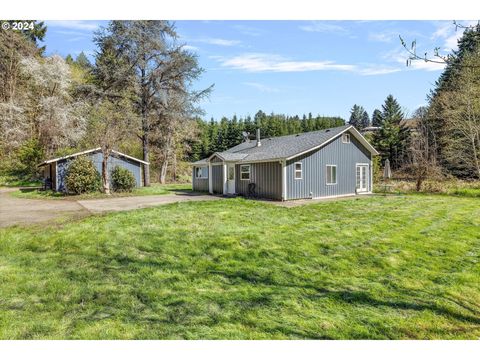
xmin=409 ymin=60 xmax=446 ymax=72
xmin=299 ymin=21 xmax=347 ymax=34
xmin=194 ymin=37 xmax=241 ymax=46
xmin=232 ymin=24 xmax=262 ymax=37
xmin=214 ymin=53 xmax=401 ymax=76
xmin=46 ymin=20 xmax=100 ymax=31
xmin=182 ymin=44 xmax=199 ymax=51
xmin=368 ymin=31 xmax=398 ymax=43
xmin=214 ymin=53 xmax=355 ymax=73
xmin=358 ymin=66 xmax=401 ymax=75
xmin=382 ymin=48 xmax=446 ymax=72
xmin=431 ymin=20 xmax=478 ymax=52
xmin=243 ymin=82 xmax=280 ymax=93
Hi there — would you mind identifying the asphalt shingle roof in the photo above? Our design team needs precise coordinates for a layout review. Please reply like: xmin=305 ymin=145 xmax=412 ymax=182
xmin=191 ymin=125 xmax=367 ymax=165
xmin=224 ymin=125 xmax=350 ymax=162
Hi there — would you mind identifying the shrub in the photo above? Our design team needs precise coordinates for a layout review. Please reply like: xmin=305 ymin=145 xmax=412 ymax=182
xmin=65 ymin=156 xmax=101 ymax=195
xmin=111 ymin=166 xmax=136 ymax=192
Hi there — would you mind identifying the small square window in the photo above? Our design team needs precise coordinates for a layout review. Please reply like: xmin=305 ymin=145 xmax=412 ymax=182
xmin=195 ymin=166 xmax=208 ymax=179
xmin=326 ymin=165 xmax=337 ymax=185
xmin=342 ymin=133 xmax=351 ymax=143
xmin=240 ymin=165 xmax=251 ymax=180
xmin=294 ymin=162 xmax=302 ymax=179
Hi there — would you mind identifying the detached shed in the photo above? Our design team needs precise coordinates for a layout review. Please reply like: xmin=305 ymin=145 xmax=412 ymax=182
xmin=37 ymin=148 xmax=149 ymax=192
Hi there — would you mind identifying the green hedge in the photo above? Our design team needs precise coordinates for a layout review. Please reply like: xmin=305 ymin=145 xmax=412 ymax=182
xmin=65 ymin=156 xmax=101 ymax=195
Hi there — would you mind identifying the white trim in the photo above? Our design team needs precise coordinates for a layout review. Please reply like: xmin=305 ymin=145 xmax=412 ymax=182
xmin=211 ymin=162 xmax=224 ymax=166
xmin=312 ymin=192 xmax=356 ymax=200
xmin=294 ymin=161 xmax=303 ymax=180
xmin=310 ymin=192 xmax=372 ymax=200
xmin=342 ymin=133 xmax=351 ymax=143
xmin=286 ymin=125 xmax=379 ymax=161
xmin=113 ymin=150 xmax=150 ymax=165
xmin=208 ymin=162 xmax=213 ymax=194
xmin=236 ymin=158 xmax=284 ymax=164
xmin=239 ymin=164 xmax=251 ymax=181
xmin=281 ymin=160 xmax=287 ymax=201
xmin=38 ymin=148 xmax=149 ymax=166
xmin=208 ymin=153 xmax=225 ymax=162
xmin=226 ymin=163 xmax=235 ymax=194
xmin=356 ymin=163 xmax=369 ymax=193
xmin=326 ymin=164 xmax=337 ymax=185
xmin=222 ymin=163 xmax=228 ymax=195
xmin=370 ymin=158 xmax=373 ymax=192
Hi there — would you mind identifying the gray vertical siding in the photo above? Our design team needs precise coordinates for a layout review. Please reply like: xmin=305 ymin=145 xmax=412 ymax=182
xmin=286 ymin=132 xmax=371 ymax=200
xmin=211 ymin=165 xmax=224 ymax=194
xmin=192 ymin=166 xmax=209 ymax=192
xmin=235 ymin=162 xmax=282 ymax=200
xmin=56 ymin=151 xmax=143 ymax=192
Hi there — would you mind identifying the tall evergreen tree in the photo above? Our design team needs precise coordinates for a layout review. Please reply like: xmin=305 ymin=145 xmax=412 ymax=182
xmin=427 ymin=24 xmax=480 ymax=178
xmin=371 ymin=109 xmax=383 ymax=127
xmin=349 ymin=104 xmax=369 ymax=129
xmin=373 ymin=95 xmax=409 ymax=169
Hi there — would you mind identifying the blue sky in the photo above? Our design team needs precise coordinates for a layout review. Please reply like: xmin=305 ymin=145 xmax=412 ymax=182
xmin=42 ymin=20 xmax=472 ymax=121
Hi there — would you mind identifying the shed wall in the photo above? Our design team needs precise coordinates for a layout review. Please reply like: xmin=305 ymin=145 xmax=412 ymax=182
xmin=56 ymin=151 xmax=143 ymax=192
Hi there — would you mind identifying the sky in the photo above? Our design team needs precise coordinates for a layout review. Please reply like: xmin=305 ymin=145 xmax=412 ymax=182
xmin=41 ymin=20 xmax=473 ymax=121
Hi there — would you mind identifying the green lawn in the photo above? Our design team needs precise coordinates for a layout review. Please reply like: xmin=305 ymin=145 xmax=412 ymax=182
xmin=0 ymin=195 xmax=479 ymax=339
xmin=9 ymin=183 xmax=192 ymax=200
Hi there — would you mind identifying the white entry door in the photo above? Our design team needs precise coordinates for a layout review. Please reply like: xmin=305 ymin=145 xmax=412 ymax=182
xmin=227 ymin=163 xmax=236 ymax=194
xmin=356 ymin=165 xmax=368 ymax=192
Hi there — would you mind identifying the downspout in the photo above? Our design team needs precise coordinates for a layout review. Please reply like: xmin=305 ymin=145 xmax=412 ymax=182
xmin=370 ymin=154 xmax=374 ymax=192
xmin=281 ymin=160 xmax=287 ymax=201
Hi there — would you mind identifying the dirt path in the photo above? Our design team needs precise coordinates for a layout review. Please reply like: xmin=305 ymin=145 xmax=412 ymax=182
xmin=0 ymin=188 xmax=221 ymax=228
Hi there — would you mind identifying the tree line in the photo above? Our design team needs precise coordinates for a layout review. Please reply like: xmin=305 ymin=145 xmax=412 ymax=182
xmin=189 ymin=111 xmax=345 ymax=161
xmin=348 ymin=23 xmax=480 ymax=188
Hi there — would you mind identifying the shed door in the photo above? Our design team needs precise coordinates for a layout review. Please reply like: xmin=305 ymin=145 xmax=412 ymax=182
xmin=356 ymin=164 xmax=368 ymax=192
xmin=227 ymin=163 xmax=235 ymax=194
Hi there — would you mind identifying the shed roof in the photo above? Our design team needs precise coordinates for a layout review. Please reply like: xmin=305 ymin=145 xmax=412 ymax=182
xmin=38 ymin=148 xmax=149 ymax=167
xmin=191 ymin=125 xmax=378 ymax=166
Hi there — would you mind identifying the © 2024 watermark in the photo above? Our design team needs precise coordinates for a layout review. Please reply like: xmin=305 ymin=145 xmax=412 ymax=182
xmin=2 ymin=21 xmax=36 ymax=31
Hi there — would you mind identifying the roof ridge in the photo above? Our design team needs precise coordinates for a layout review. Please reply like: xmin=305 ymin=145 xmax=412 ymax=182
xmin=257 ymin=124 xmax=349 ymax=141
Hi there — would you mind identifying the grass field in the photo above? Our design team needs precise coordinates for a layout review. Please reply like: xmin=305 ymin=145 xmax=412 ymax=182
xmin=0 ymin=195 xmax=479 ymax=339
xmin=9 ymin=183 xmax=192 ymax=200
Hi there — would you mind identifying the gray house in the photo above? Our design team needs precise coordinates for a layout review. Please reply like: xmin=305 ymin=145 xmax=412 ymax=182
xmin=192 ymin=125 xmax=378 ymax=201
xmin=38 ymin=148 xmax=149 ymax=192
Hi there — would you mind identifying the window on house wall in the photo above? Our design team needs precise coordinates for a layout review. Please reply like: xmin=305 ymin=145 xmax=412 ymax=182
xmin=195 ymin=166 xmax=208 ymax=179
xmin=326 ymin=165 xmax=337 ymax=185
xmin=294 ymin=162 xmax=302 ymax=179
xmin=342 ymin=133 xmax=351 ymax=143
xmin=228 ymin=166 xmax=235 ymax=181
xmin=240 ymin=164 xmax=250 ymax=180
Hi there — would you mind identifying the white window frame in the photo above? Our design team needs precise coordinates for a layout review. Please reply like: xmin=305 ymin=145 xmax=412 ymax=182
xmin=240 ymin=164 xmax=251 ymax=181
xmin=195 ymin=166 xmax=208 ymax=179
xmin=294 ymin=162 xmax=303 ymax=180
xmin=326 ymin=165 xmax=337 ymax=185
xmin=342 ymin=133 xmax=351 ymax=143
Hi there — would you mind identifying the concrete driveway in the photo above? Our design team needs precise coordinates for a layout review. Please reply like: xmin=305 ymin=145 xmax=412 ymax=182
xmin=77 ymin=193 xmax=221 ymax=214
xmin=0 ymin=188 xmax=220 ymax=228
